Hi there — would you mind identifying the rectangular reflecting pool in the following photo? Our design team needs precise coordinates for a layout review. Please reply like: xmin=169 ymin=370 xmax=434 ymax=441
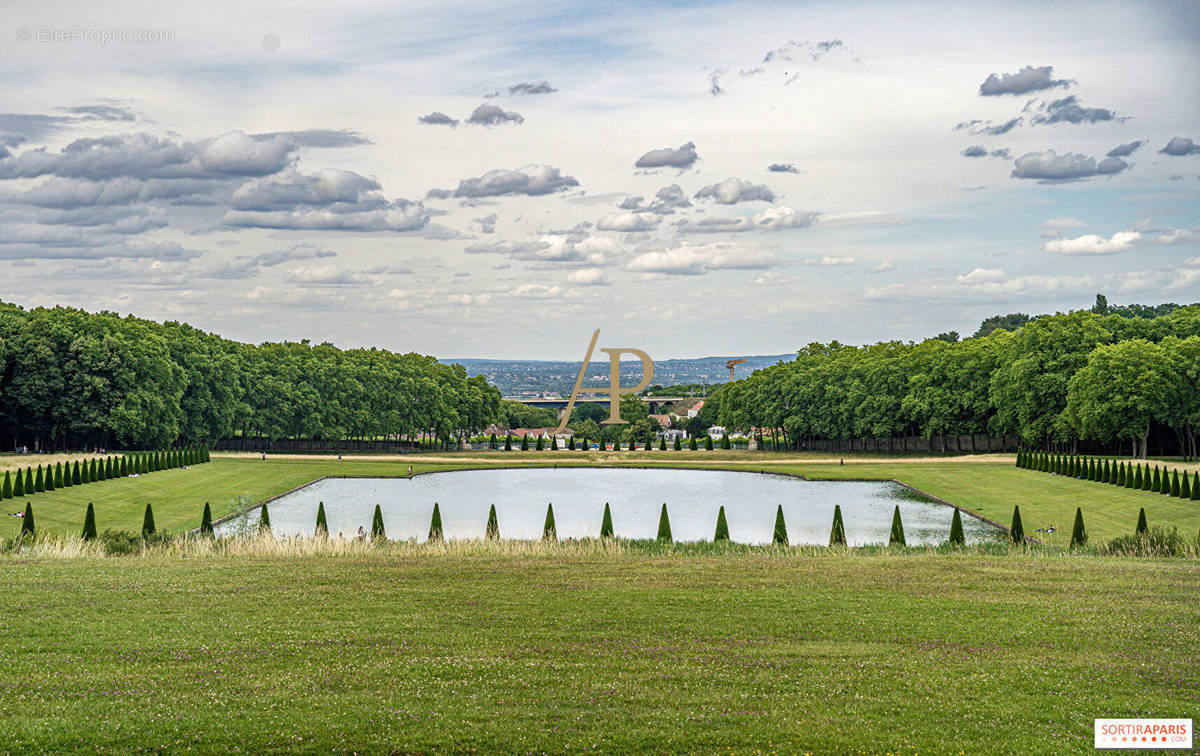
xmin=216 ymin=467 xmax=1004 ymax=546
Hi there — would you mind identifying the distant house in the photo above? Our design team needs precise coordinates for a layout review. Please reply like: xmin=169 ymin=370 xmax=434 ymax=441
xmin=687 ymin=401 xmax=705 ymax=419
xmin=707 ymin=425 xmax=726 ymax=439
xmin=649 ymin=414 xmax=672 ymax=428
xmin=511 ymin=427 xmax=573 ymax=440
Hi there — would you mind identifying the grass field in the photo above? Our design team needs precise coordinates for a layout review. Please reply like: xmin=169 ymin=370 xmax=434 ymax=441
xmin=1 ymin=547 xmax=1196 ymax=754
xmin=5 ymin=452 xmax=1199 ymax=544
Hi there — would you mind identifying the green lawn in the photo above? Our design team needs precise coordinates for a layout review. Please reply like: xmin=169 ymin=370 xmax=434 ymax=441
xmin=6 ymin=453 xmax=1198 ymax=544
xmin=0 ymin=550 xmax=1195 ymax=754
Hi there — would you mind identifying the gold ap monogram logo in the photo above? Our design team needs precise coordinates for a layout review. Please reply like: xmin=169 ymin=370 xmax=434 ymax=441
xmin=553 ymin=329 xmax=654 ymax=433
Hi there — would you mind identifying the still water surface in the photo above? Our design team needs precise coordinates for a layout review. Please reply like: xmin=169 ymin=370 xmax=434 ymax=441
xmin=217 ymin=467 xmax=1002 ymax=545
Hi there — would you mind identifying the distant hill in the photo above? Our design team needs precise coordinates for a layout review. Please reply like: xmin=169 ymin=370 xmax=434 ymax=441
xmin=444 ymin=354 xmax=793 ymax=396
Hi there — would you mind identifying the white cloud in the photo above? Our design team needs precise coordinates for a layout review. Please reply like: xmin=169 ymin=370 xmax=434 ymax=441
xmin=626 ymin=242 xmax=775 ymax=276
xmin=596 ymin=211 xmax=661 ymax=232
xmin=869 ymin=261 xmax=894 ymax=273
xmin=1043 ymin=231 xmax=1141 ymax=255
xmin=804 ymin=256 xmax=854 ymax=266
xmin=566 ymin=268 xmax=610 ymax=286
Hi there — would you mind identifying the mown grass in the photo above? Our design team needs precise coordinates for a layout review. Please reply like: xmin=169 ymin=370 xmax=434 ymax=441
xmin=6 ymin=454 xmax=1198 ymax=545
xmin=0 ymin=547 xmax=1195 ymax=754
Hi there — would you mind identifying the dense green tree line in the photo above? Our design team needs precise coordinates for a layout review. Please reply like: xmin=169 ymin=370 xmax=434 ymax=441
xmin=0 ymin=302 xmax=500 ymax=450
xmin=720 ymin=306 xmax=1200 ymax=457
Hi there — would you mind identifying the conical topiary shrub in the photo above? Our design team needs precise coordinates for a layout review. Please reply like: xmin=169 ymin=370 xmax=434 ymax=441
xmin=44 ymin=465 xmax=54 ymax=492
xmin=713 ymin=505 xmax=730 ymax=542
xmin=428 ymin=503 xmax=443 ymax=541
xmin=829 ymin=505 xmax=846 ymax=546
xmin=142 ymin=503 xmax=156 ymax=537
xmin=1117 ymin=462 xmax=1126 ymax=487
xmin=1134 ymin=464 xmax=1143 ymax=489
xmin=535 ymin=435 xmax=544 ymax=451
xmin=520 ymin=434 xmax=529 ymax=451
xmin=200 ymin=502 xmax=214 ymax=536
xmin=689 ymin=436 xmax=698 ymax=451
xmin=1135 ymin=507 xmax=1147 ymax=535
xmin=486 ymin=504 xmax=499 ymax=540
xmin=20 ymin=502 xmax=34 ymax=538
xmin=674 ymin=436 xmax=682 ymax=451
xmin=1192 ymin=472 xmax=1200 ymax=501
xmin=2 ymin=470 xmax=11 ymax=499
xmin=705 ymin=436 xmax=714 ymax=451
xmin=72 ymin=461 xmax=81 ymax=486
xmin=371 ymin=504 xmax=386 ymax=540
xmin=315 ymin=501 xmax=328 ymax=537
xmin=34 ymin=465 xmax=44 ymax=493
xmin=659 ymin=437 xmax=667 ymax=451
xmin=1181 ymin=471 xmax=1192 ymax=500
xmin=600 ymin=502 xmax=614 ymax=539
xmin=567 ymin=437 xmax=575 ymax=451
xmin=543 ymin=503 xmax=556 ymax=541
xmin=656 ymin=503 xmax=672 ymax=543
xmin=888 ymin=505 xmax=906 ymax=547
xmin=1009 ymin=505 xmax=1024 ymax=544
xmin=949 ymin=508 xmax=965 ymax=546
xmin=1170 ymin=470 xmax=1180 ymax=497
xmin=82 ymin=503 xmax=96 ymax=540
xmin=772 ymin=504 xmax=788 ymax=546
xmin=14 ymin=468 xmax=25 ymax=497
xmin=504 ymin=434 xmax=512 ymax=451
xmin=55 ymin=462 xmax=64 ymax=488
xmin=721 ymin=434 xmax=731 ymax=450
xmin=259 ymin=503 xmax=272 ymax=534
xmin=551 ymin=436 xmax=559 ymax=451
xmin=1069 ymin=507 xmax=1086 ymax=548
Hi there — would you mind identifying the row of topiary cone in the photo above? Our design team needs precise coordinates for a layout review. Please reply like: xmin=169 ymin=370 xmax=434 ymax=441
xmin=1017 ymin=450 xmax=1199 ymax=501
xmin=0 ymin=447 xmax=211 ymax=503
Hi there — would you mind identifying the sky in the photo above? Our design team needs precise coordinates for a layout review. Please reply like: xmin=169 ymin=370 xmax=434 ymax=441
xmin=1 ymin=0 xmax=1198 ymax=359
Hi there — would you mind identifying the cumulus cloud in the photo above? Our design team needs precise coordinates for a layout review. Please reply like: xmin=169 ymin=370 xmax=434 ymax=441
xmin=0 ymin=131 xmax=296 ymax=181
xmin=566 ymin=268 xmax=610 ymax=286
xmin=694 ymin=177 xmax=775 ymax=204
xmin=230 ymin=169 xmax=383 ymax=211
xmin=620 ymin=184 xmax=692 ymax=214
xmin=955 ymin=118 xmax=1023 ymax=135
xmin=465 ymin=234 xmax=616 ymax=265
xmin=509 ymin=81 xmax=556 ymax=95
xmin=466 ymin=104 xmax=524 ymax=126
xmin=804 ymin=256 xmax=854 ymax=266
xmin=596 ymin=211 xmax=661 ymax=232
xmin=962 ymin=145 xmax=1010 ymax=159
xmin=1107 ymin=140 xmax=1145 ymax=158
xmin=249 ymin=129 xmax=372 ymax=147
xmin=417 ymin=112 xmax=459 ymax=127
xmin=1010 ymin=150 xmax=1128 ymax=181
xmin=451 ymin=164 xmax=578 ymax=197
xmin=626 ymin=242 xmax=774 ymax=275
xmin=751 ymin=206 xmax=817 ymax=230
xmin=869 ymin=261 xmax=895 ymax=273
xmin=768 ymin=163 xmax=800 ymax=173
xmin=677 ymin=206 xmax=817 ymax=234
xmin=1160 ymin=137 xmax=1200 ymax=156
xmin=282 ymin=264 xmax=372 ymax=285
xmin=223 ymin=203 xmax=428 ymax=232
xmin=979 ymin=65 xmax=1072 ymax=96
xmin=1030 ymin=96 xmax=1119 ymax=125
xmin=634 ymin=141 xmax=698 ymax=169
xmin=1043 ymin=231 xmax=1141 ymax=255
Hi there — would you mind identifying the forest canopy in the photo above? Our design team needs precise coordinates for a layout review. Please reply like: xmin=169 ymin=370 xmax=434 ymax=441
xmin=0 ymin=301 xmax=500 ymax=450
xmin=719 ymin=304 xmax=1200 ymax=458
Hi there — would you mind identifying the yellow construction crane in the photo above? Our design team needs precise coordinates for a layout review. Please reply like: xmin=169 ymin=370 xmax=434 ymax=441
xmin=726 ymin=358 xmax=746 ymax=382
